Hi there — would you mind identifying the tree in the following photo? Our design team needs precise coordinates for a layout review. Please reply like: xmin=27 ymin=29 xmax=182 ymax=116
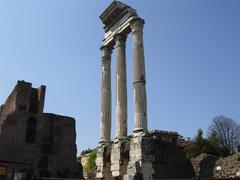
xmin=208 ymin=115 xmax=240 ymax=156
xmin=184 ymin=129 xmax=217 ymax=159
xmin=184 ymin=129 xmax=220 ymax=159
xmin=193 ymin=129 xmax=206 ymax=156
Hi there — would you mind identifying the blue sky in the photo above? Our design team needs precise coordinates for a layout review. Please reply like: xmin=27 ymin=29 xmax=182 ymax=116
xmin=0 ymin=0 xmax=239 ymax=154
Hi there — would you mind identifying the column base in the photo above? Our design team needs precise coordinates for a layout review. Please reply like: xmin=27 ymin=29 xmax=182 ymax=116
xmin=98 ymin=139 xmax=111 ymax=147
xmin=114 ymin=136 xmax=128 ymax=143
xmin=133 ymin=128 xmax=146 ymax=137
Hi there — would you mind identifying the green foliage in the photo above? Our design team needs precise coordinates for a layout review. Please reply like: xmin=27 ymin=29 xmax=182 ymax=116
xmin=195 ymin=129 xmax=204 ymax=142
xmin=81 ymin=148 xmax=93 ymax=156
xmin=127 ymin=135 xmax=133 ymax=141
xmin=85 ymin=149 xmax=97 ymax=173
xmin=184 ymin=129 xmax=220 ymax=159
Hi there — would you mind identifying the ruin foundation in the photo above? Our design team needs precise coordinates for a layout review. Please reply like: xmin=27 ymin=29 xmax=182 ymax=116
xmin=96 ymin=133 xmax=194 ymax=180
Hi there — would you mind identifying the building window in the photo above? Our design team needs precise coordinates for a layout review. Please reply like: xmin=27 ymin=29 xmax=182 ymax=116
xmin=29 ymin=89 xmax=39 ymax=113
xmin=25 ymin=117 xmax=37 ymax=143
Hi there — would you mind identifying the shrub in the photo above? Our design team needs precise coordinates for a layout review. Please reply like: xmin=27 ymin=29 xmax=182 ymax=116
xmin=85 ymin=149 xmax=97 ymax=173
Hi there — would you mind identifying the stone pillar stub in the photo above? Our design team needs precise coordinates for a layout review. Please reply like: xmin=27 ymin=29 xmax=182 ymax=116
xmin=114 ymin=33 xmax=128 ymax=141
xmin=124 ymin=136 xmax=155 ymax=180
xmin=99 ymin=45 xmax=113 ymax=145
xmin=130 ymin=18 xmax=148 ymax=134
xmin=111 ymin=140 xmax=130 ymax=178
xmin=96 ymin=144 xmax=112 ymax=179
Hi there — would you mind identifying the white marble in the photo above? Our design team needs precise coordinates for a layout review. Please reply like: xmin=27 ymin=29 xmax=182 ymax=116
xmin=131 ymin=19 xmax=148 ymax=134
xmin=115 ymin=33 xmax=128 ymax=140
xmin=99 ymin=45 xmax=113 ymax=144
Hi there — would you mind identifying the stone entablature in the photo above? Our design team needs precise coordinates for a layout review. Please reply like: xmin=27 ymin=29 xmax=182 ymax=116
xmin=100 ymin=1 xmax=137 ymax=46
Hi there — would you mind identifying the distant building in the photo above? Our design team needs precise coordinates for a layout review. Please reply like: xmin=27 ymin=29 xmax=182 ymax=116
xmin=0 ymin=81 xmax=82 ymax=179
xmin=178 ymin=137 xmax=192 ymax=148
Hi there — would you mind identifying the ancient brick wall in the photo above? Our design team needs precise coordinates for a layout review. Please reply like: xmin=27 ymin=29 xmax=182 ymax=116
xmin=0 ymin=81 xmax=46 ymax=125
xmin=0 ymin=91 xmax=17 ymax=128
xmin=40 ymin=113 xmax=79 ymax=178
xmin=147 ymin=137 xmax=195 ymax=179
xmin=0 ymin=81 xmax=82 ymax=179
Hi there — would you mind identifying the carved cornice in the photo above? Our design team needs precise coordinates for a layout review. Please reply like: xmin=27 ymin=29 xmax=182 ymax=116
xmin=100 ymin=1 xmax=137 ymax=30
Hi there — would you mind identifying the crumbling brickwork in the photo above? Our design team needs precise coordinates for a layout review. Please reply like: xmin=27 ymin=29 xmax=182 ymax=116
xmin=191 ymin=153 xmax=240 ymax=178
xmin=0 ymin=81 xmax=82 ymax=179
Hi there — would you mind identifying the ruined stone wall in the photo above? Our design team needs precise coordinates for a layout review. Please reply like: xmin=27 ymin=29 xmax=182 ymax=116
xmin=191 ymin=153 xmax=240 ymax=178
xmin=151 ymin=138 xmax=195 ymax=179
xmin=0 ymin=112 xmax=36 ymax=163
xmin=0 ymin=112 xmax=81 ymax=178
xmin=0 ymin=81 xmax=40 ymax=130
xmin=41 ymin=113 xmax=79 ymax=178
xmin=0 ymin=81 xmax=82 ymax=179
xmin=0 ymin=91 xmax=17 ymax=128
xmin=95 ymin=135 xmax=194 ymax=180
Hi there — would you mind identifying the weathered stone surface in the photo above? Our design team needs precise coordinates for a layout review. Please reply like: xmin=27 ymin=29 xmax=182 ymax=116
xmin=125 ymin=134 xmax=194 ymax=180
xmin=151 ymin=137 xmax=195 ymax=179
xmin=97 ymin=1 xmax=150 ymax=179
xmin=96 ymin=133 xmax=194 ymax=180
xmin=131 ymin=19 xmax=148 ymax=134
xmin=191 ymin=153 xmax=218 ymax=178
xmin=124 ymin=135 xmax=155 ymax=180
xmin=111 ymin=140 xmax=129 ymax=178
xmin=99 ymin=46 xmax=113 ymax=145
xmin=115 ymin=33 xmax=128 ymax=140
xmin=97 ymin=2 xmax=194 ymax=180
xmin=96 ymin=144 xmax=112 ymax=179
xmin=0 ymin=81 xmax=82 ymax=179
xmin=191 ymin=153 xmax=240 ymax=178
xmin=100 ymin=1 xmax=138 ymax=46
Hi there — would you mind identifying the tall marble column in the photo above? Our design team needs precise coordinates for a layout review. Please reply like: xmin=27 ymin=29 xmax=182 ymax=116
xmin=114 ymin=33 xmax=128 ymax=140
xmin=99 ymin=45 xmax=113 ymax=144
xmin=130 ymin=18 xmax=148 ymax=134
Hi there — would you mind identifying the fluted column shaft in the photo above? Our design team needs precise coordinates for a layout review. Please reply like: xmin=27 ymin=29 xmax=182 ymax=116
xmin=131 ymin=19 xmax=148 ymax=133
xmin=115 ymin=34 xmax=128 ymax=140
xmin=99 ymin=45 xmax=113 ymax=144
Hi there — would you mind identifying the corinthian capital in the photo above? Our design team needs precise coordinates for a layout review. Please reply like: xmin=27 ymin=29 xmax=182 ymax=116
xmin=114 ymin=33 xmax=127 ymax=48
xmin=130 ymin=18 xmax=145 ymax=33
xmin=100 ymin=45 xmax=113 ymax=60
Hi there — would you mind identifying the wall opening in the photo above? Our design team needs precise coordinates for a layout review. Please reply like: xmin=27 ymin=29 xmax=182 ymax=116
xmin=25 ymin=117 xmax=37 ymax=143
